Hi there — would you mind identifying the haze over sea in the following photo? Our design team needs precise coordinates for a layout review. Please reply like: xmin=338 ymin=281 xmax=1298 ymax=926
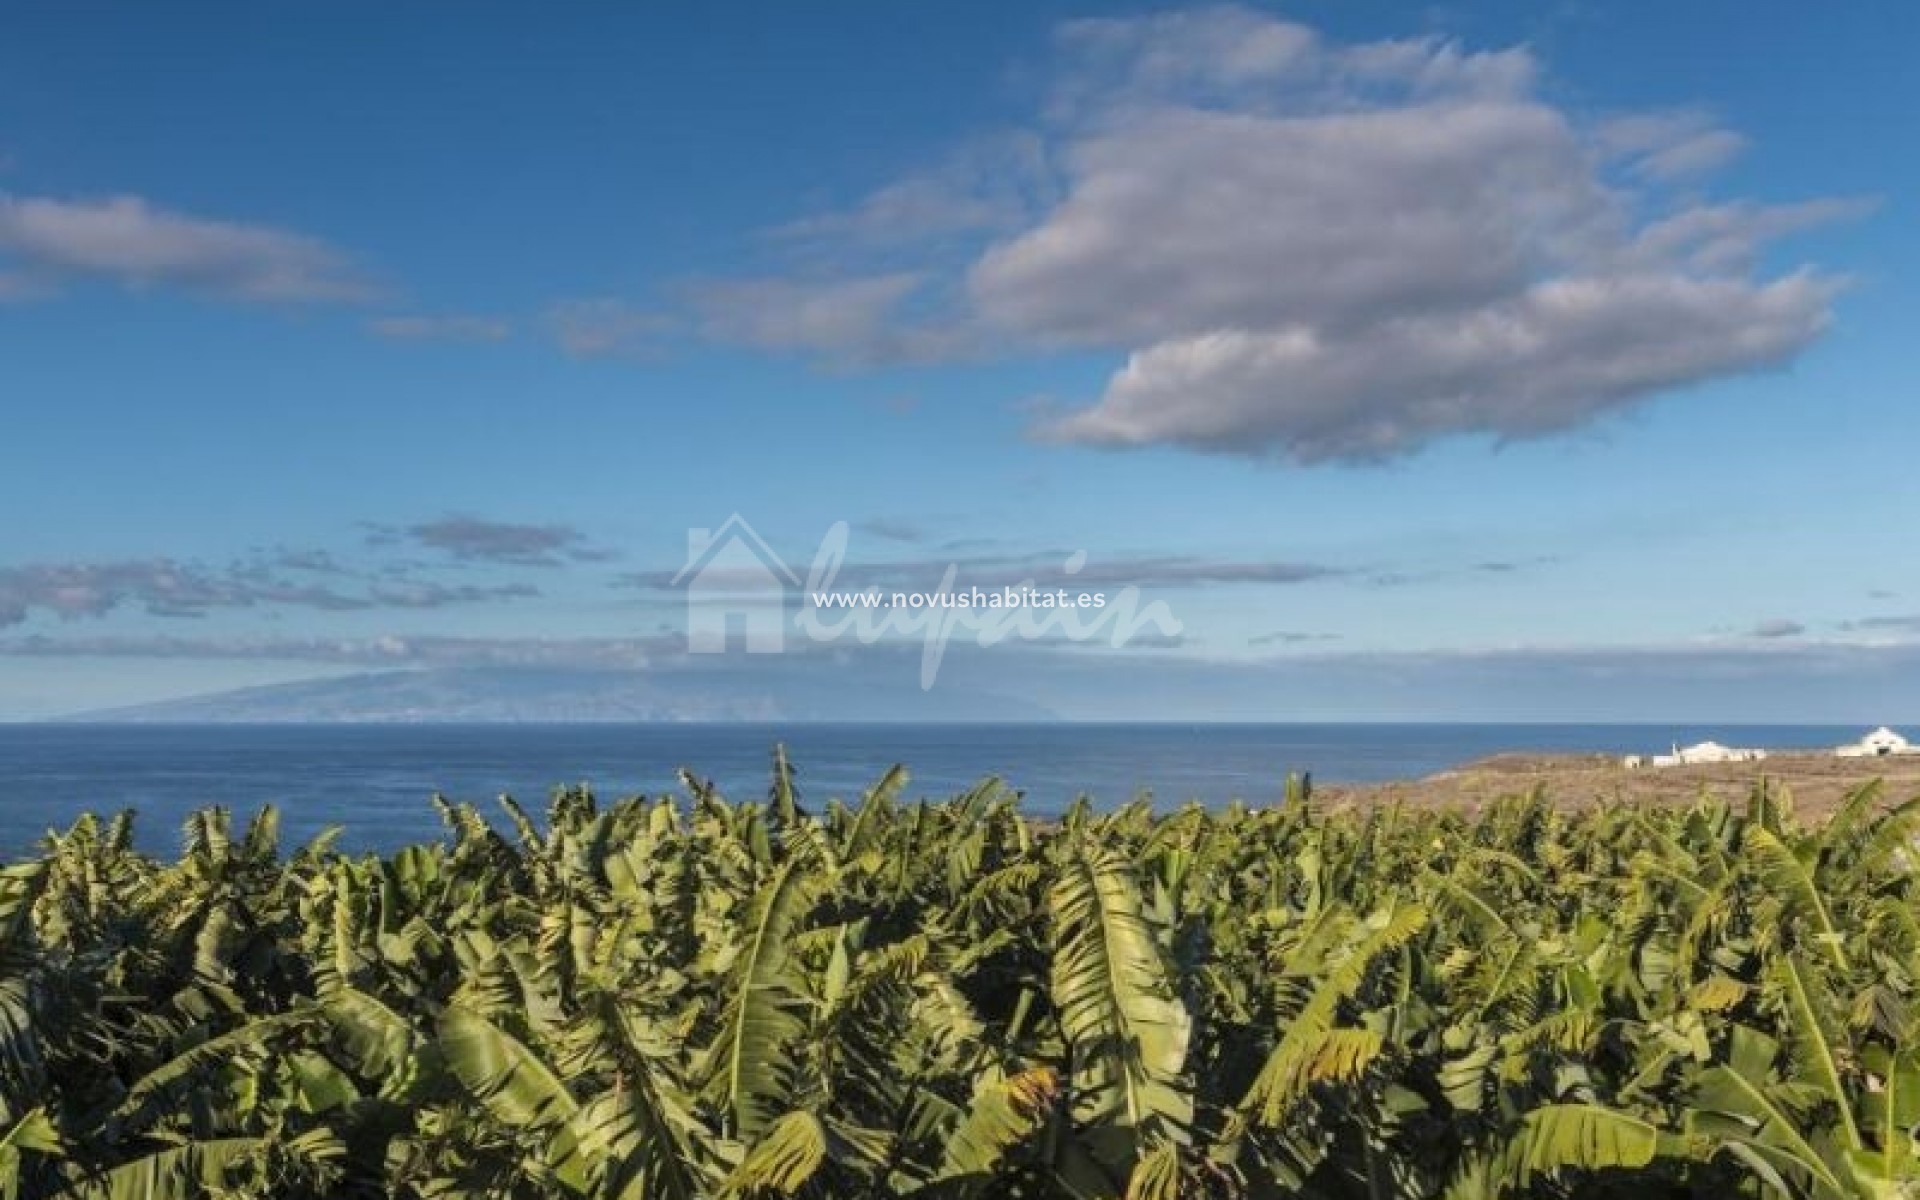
xmin=0 ymin=723 xmax=1871 ymax=855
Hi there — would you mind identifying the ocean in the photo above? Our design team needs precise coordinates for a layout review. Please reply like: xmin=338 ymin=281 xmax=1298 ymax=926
xmin=0 ymin=722 xmax=1865 ymax=856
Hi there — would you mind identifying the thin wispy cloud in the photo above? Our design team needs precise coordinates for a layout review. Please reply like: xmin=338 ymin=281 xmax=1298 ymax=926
xmin=681 ymin=273 xmax=961 ymax=364
xmin=545 ymin=298 xmax=675 ymax=359
xmin=1249 ymin=630 xmax=1337 ymax=647
xmin=621 ymin=549 xmax=1342 ymax=591
xmin=1365 ymin=556 xmax=1559 ymax=589
xmin=1843 ymin=615 xmax=1920 ymax=634
xmin=368 ymin=581 xmax=541 ymax=608
xmin=1473 ymin=557 xmax=1559 ymax=574
xmin=0 ymin=557 xmax=536 ymax=628
xmin=1597 ymin=110 xmax=1751 ymax=181
xmin=854 ymin=518 xmax=928 ymax=544
xmin=769 ymin=132 xmax=1054 ymax=249
xmin=0 ymin=511 xmax=612 ymax=629
xmin=368 ymin=314 xmax=512 ymax=343
xmin=0 ymin=633 xmax=671 ymax=668
xmin=0 ymin=269 xmax=47 ymax=302
xmin=0 ymin=560 xmax=343 ymax=627
xmin=372 ymin=516 xmax=614 ymax=567
xmin=253 ymin=548 xmax=352 ymax=575
xmin=0 ymin=192 xmax=373 ymax=303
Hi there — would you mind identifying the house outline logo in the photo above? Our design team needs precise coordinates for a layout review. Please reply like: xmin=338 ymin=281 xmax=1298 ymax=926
xmin=671 ymin=514 xmax=802 ymax=653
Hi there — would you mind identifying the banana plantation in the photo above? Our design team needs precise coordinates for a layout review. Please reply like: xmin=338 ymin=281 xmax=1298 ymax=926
xmin=1 ymin=752 xmax=1917 ymax=1199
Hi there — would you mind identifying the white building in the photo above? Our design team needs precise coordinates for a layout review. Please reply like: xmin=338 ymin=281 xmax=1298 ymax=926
xmin=1835 ymin=727 xmax=1917 ymax=758
xmin=1626 ymin=740 xmax=1768 ymax=768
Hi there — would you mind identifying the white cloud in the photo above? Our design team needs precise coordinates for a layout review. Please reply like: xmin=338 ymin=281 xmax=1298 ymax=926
xmin=0 ymin=270 xmax=43 ymax=302
xmin=702 ymin=5 xmax=1864 ymax=463
xmin=0 ymin=535 xmax=567 ymax=628
xmin=1626 ymin=198 xmax=1874 ymax=275
xmin=970 ymin=101 xmax=1611 ymax=345
xmin=1007 ymin=12 xmax=1862 ymax=461
xmin=0 ymin=193 xmax=371 ymax=302
xmin=1598 ymin=111 xmax=1749 ymax=180
xmin=369 ymin=314 xmax=511 ymax=342
xmin=1333 ymin=36 xmax=1537 ymax=100
xmin=376 ymin=515 xmax=610 ymax=566
xmin=685 ymin=272 xmax=948 ymax=362
xmin=1051 ymin=8 xmax=1322 ymax=111
xmin=1039 ymin=271 xmax=1837 ymax=461
xmin=545 ymin=298 xmax=675 ymax=359
xmin=0 ymin=633 xmax=669 ymax=668
xmin=771 ymin=133 xmax=1052 ymax=248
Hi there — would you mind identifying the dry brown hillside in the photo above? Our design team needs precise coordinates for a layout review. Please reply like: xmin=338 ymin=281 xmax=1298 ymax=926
xmin=1316 ymin=751 xmax=1920 ymax=820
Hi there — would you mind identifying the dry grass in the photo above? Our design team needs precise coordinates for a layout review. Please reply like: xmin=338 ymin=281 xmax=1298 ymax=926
xmin=1314 ymin=750 xmax=1920 ymax=821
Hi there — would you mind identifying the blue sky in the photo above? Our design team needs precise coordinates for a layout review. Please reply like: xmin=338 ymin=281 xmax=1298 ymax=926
xmin=2 ymin=1 xmax=1917 ymax=721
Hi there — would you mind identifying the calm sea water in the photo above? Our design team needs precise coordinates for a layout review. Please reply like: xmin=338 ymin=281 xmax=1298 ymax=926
xmin=0 ymin=723 xmax=1863 ymax=856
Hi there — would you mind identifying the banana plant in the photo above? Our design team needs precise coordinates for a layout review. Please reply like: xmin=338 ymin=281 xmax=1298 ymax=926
xmin=1 ymin=762 xmax=1918 ymax=1198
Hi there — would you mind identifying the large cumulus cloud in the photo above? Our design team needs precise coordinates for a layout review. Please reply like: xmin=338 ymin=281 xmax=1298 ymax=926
xmin=724 ymin=6 xmax=1867 ymax=463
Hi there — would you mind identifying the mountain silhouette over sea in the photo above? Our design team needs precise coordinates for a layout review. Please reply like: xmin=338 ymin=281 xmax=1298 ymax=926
xmin=66 ymin=666 xmax=1057 ymax=724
